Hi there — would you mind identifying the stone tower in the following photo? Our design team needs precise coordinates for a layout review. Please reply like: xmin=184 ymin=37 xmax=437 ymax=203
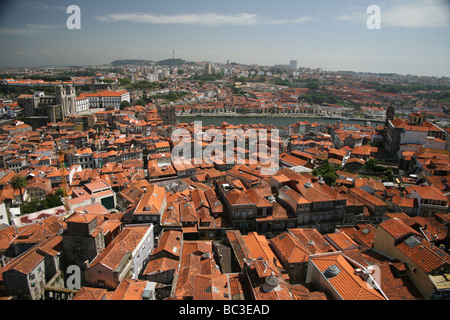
xmin=157 ymin=105 xmax=177 ymax=126
xmin=56 ymin=84 xmax=76 ymax=119
xmin=385 ymin=105 xmax=395 ymax=127
xmin=383 ymin=105 xmax=395 ymax=140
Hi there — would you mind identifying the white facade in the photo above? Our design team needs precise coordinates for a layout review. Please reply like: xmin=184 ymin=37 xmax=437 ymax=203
xmin=400 ymin=129 xmax=428 ymax=146
xmin=80 ymin=91 xmax=130 ymax=109
xmin=130 ymin=224 xmax=154 ymax=279
xmin=0 ymin=202 xmax=9 ymax=226
xmin=75 ymin=97 xmax=90 ymax=113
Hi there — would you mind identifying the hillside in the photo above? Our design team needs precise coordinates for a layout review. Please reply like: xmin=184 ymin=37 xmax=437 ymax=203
xmin=111 ymin=59 xmax=154 ymax=67
xmin=156 ymin=58 xmax=186 ymax=66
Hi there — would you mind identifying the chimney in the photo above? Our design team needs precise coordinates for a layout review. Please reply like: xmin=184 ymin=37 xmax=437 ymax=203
xmin=262 ymin=273 xmax=279 ymax=293
xmin=354 ymin=268 xmax=370 ymax=281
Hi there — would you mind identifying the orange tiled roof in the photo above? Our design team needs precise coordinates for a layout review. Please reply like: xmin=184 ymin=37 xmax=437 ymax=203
xmin=173 ymin=240 xmax=220 ymax=299
xmin=73 ymin=287 xmax=108 ymax=300
xmin=406 ymin=185 xmax=448 ymax=202
xmin=270 ymin=231 xmax=309 ymax=264
xmin=311 ymin=253 xmax=386 ymax=300
xmin=289 ymin=228 xmax=335 ymax=254
xmin=396 ymin=239 xmax=450 ymax=274
xmin=242 ymin=232 xmax=277 ymax=262
xmin=325 ymin=232 xmax=359 ymax=251
xmin=193 ymin=274 xmax=232 ymax=300
xmin=134 ymin=184 xmax=166 ymax=215
xmin=110 ymin=279 xmax=149 ymax=300
xmin=378 ymin=218 xmax=421 ymax=240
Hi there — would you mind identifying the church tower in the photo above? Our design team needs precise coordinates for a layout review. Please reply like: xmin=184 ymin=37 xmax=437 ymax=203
xmin=385 ymin=105 xmax=395 ymax=127
xmin=56 ymin=84 xmax=76 ymax=119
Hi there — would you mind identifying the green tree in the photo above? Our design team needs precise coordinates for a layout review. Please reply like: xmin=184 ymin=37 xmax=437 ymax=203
xmin=383 ymin=169 xmax=395 ymax=183
xmin=306 ymin=80 xmax=320 ymax=90
xmin=119 ymin=77 xmax=131 ymax=86
xmin=119 ymin=100 xmax=131 ymax=110
xmin=10 ymin=175 xmax=27 ymax=205
xmin=20 ymin=201 xmax=40 ymax=215
xmin=312 ymin=160 xmax=338 ymax=186
xmin=363 ymin=158 xmax=385 ymax=173
xmin=322 ymin=172 xmax=337 ymax=186
xmin=41 ymin=188 xmax=64 ymax=209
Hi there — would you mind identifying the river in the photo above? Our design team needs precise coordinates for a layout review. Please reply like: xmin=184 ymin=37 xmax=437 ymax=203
xmin=178 ymin=114 xmax=384 ymax=128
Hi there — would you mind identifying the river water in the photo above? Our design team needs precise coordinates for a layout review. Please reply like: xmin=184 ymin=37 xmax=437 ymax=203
xmin=178 ymin=115 xmax=384 ymax=128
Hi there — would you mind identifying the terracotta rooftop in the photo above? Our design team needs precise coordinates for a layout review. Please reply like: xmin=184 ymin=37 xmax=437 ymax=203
xmin=325 ymin=232 xmax=360 ymax=251
xmin=378 ymin=218 xmax=422 ymax=241
xmin=310 ymin=253 xmax=386 ymax=300
xmin=110 ymin=279 xmax=150 ymax=300
xmin=72 ymin=287 xmax=108 ymax=300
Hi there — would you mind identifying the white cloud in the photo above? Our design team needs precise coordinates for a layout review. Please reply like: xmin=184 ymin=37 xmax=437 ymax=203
xmin=333 ymin=0 xmax=450 ymax=28
xmin=292 ymin=16 xmax=316 ymax=23
xmin=335 ymin=12 xmax=366 ymax=22
xmin=94 ymin=12 xmax=313 ymax=27
xmin=383 ymin=0 xmax=450 ymax=28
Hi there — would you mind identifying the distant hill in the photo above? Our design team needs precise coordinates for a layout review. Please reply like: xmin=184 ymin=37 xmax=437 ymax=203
xmin=156 ymin=58 xmax=186 ymax=66
xmin=111 ymin=58 xmax=190 ymax=67
xmin=111 ymin=59 xmax=154 ymax=67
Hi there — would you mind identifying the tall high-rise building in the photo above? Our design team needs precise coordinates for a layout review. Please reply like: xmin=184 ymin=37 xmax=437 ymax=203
xmin=275 ymin=60 xmax=298 ymax=72
xmin=290 ymin=60 xmax=298 ymax=71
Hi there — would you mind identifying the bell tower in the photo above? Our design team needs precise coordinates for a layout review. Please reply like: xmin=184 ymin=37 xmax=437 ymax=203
xmin=56 ymin=84 xmax=76 ymax=119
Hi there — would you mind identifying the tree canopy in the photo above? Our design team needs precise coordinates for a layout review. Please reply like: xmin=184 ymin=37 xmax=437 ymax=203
xmin=312 ymin=161 xmax=338 ymax=186
xmin=10 ymin=175 xmax=27 ymax=204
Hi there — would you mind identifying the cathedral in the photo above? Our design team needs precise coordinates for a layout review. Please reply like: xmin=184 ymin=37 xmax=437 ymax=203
xmin=18 ymin=84 xmax=77 ymax=125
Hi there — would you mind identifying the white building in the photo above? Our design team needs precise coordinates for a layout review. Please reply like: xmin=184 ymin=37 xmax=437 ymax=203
xmin=128 ymin=224 xmax=154 ymax=279
xmin=75 ymin=96 xmax=90 ymax=113
xmin=0 ymin=202 xmax=9 ymax=226
xmin=79 ymin=90 xmax=130 ymax=109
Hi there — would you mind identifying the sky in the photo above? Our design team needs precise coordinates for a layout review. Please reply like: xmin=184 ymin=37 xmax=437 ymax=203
xmin=0 ymin=0 xmax=449 ymax=77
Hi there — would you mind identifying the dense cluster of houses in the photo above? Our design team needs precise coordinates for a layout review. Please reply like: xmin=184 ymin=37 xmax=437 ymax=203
xmin=0 ymin=69 xmax=448 ymax=301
